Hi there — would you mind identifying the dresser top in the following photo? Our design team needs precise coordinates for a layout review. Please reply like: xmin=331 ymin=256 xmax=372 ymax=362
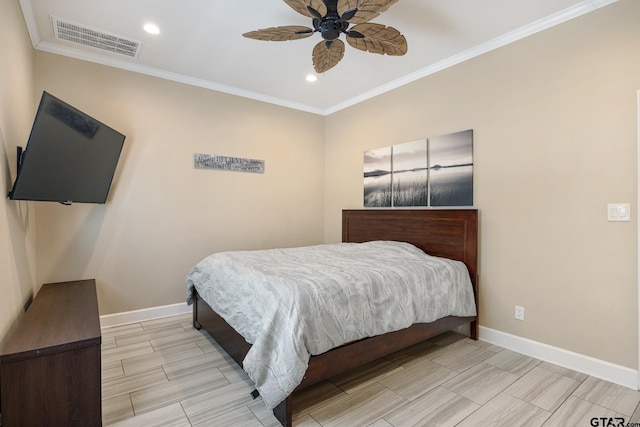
xmin=1 ymin=279 xmax=101 ymax=363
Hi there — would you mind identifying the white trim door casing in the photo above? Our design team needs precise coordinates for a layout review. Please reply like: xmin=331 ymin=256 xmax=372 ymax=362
xmin=637 ymin=89 xmax=640 ymax=390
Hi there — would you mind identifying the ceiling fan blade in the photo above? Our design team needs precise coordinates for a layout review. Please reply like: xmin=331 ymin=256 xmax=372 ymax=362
xmin=312 ymin=39 xmax=345 ymax=73
xmin=283 ymin=0 xmax=327 ymax=18
xmin=340 ymin=7 xmax=358 ymax=21
xmin=243 ymin=26 xmax=315 ymax=41
xmin=346 ymin=23 xmax=407 ymax=55
xmin=307 ymin=5 xmax=323 ymax=19
xmin=337 ymin=0 xmax=399 ymax=24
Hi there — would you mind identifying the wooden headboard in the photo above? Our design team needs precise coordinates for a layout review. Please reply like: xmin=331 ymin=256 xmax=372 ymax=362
xmin=342 ymin=209 xmax=478 ymax=296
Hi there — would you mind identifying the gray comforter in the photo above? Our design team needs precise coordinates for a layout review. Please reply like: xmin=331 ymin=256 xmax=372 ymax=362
xmin=186 ymin=241 xmax=476 ymax=409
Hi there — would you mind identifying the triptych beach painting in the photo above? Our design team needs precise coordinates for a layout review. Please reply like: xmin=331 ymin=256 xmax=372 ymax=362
xmin=364 ymin=130 xmax=473 ymax=207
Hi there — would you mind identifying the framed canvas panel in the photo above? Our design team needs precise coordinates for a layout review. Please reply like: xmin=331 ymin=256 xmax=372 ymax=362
xmin=364 ymin=147 xmax=392 ymax=207
xmin=428 ymin=130 xmax=473 ymax=207
xmin=392 ymin=140 xmax=428 ymax=207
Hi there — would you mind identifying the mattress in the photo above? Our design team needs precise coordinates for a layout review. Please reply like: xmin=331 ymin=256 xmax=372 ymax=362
xmin=186 ymin=240 xmax=476 ymax=408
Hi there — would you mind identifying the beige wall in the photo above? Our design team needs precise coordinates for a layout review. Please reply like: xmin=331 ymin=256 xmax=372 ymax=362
xmin=325 ymin=0 xmax=639 ymax=369
xmin=3 ymin=0 xmax=638 ymax=374
xmin=32 ymin=54 xmax=325 ymax=314
xmin=0 ymin=0 xmax=37 ymax=343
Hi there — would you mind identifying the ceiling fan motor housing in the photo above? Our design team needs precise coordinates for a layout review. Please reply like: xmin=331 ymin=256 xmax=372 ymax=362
xmin=320 ymin=15 xmax=348 ymax=40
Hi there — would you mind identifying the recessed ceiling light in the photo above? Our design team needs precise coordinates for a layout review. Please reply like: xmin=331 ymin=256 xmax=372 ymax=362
xmin=306 ymin=74 xmax=318 ymax=83
xmin=144 ymin=23 xmax=160 ymax=35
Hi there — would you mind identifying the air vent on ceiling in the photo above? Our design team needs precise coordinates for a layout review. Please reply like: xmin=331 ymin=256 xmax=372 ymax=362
xmin=51 ymin=16 xmax=142 ymax=58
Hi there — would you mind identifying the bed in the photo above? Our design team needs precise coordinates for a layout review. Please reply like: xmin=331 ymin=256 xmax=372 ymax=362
xmin=188 ymin=209 xmax=478 ymax=426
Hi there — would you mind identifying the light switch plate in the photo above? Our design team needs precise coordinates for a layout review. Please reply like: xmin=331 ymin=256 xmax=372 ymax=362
xmin=607 ymin=203 xmax=631 ymax=221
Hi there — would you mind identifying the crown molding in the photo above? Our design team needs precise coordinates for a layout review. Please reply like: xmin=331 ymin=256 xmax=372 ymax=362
xmin=20 ymin=0 xmax=618 ymax=116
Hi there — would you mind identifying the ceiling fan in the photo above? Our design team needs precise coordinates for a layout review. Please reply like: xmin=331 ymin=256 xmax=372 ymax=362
xmin=243 ymin=0 xmax=408 ymax=73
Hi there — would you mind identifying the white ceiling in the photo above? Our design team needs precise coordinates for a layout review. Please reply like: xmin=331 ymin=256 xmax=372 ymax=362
xmin=20 ymin=0 xmax=617 ymax=115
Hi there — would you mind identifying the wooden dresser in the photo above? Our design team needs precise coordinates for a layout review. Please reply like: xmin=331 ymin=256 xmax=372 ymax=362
xmin=0 ymin=279 xmax=101 ymax=426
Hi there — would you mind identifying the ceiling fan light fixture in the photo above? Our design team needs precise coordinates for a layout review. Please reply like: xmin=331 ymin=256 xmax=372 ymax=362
xmin=306 ymin=74 xmax=318 ymax=82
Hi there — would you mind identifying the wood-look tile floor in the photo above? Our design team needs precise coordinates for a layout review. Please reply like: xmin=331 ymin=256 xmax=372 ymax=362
xmin=102 ymin=314 xmax=640 ymax=426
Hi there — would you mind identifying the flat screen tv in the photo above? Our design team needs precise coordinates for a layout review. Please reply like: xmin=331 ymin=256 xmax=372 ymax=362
xmin=8 ymin=91 xmax=125 ymax=205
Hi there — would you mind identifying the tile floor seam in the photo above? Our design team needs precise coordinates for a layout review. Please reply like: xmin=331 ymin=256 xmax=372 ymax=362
xmin=177 ymin=401 xmax=194 ymax=427
xmin=487 ymin=358 xmax=533 ymax=377
xmin=376 ymin=382 xmax=413 ymax=420
xmin=538 ymin=362 xmax=589 ymax=384
xmin=545 ymin=392 xmax=572 ymax=420
xmin=451 ymin=396 xmax=486 ymax=427
xmin=504 ymin=387 xmax=566 ymax=416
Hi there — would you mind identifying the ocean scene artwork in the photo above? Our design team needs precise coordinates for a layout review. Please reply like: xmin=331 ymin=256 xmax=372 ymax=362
xmin=429 ymin=130 xmax=473 ymax=206
xmin=364 ymin=146 xmax=392 ymax=207
xmin=363 ymin=130 xmax=473 ymax=207
xmin=392 ymin=140 xmax=428 ymax=207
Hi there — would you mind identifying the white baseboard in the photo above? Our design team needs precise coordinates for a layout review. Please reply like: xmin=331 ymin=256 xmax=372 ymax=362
xmin=479 ymin=326 xmax=638 ymax=390
xmin=100 ymin=302 xmax=191 ymax=328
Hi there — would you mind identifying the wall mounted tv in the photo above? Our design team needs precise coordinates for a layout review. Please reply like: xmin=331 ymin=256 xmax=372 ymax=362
xmin=8 ymin=91 xmax=125 ymax=205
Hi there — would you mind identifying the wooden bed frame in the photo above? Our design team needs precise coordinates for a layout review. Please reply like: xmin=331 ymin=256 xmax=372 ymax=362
xmin=191 ymin=209 xmax=478 ymax=426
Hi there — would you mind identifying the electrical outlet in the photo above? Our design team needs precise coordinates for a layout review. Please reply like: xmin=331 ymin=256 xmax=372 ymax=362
xmin=515 ymin=305 xmax=525 ymax=321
